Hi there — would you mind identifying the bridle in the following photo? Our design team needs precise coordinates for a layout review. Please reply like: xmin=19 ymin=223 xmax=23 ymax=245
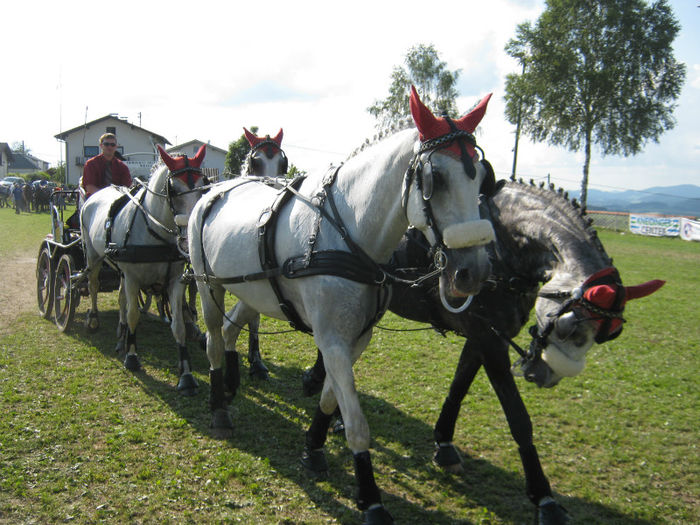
xmin=511 ymin=266 xmax=627 ymax=376
xmin=133 ymin=161 xmax=212 ymax=257
xmin=401 ymin=127 xmax=497 ymax=313
xmin=245 ymin=139 xmax=288 ymax=176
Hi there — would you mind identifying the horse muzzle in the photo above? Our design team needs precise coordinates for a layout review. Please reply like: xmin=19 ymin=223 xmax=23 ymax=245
xmin=442 ymin=220 xmax=495 ymax=249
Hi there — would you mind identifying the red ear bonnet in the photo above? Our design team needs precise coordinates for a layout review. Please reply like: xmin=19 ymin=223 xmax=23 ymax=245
xmin=625 ymin=279 xmax=665 ymax=300
xmin=157 ymin=144 xmax=206 ymax=182
xmin=244 ymin=128 xmax=262 ymax=148
xmin=409 ymin=85 xmax=491 ymax=158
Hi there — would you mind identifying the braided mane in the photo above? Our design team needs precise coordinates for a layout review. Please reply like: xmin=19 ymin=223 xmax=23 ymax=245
xmin=506 ymin=177 xmax=612 ymax=265
xmin=346 ymin=119 xmax=415 ymax=161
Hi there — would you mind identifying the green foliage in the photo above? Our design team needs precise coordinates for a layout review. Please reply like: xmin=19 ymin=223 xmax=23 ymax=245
xmin=504 ymin=0 xmax=685 ymax=208
xmin=287 ymin=163 xmax=306 ymax=178
xmin=1 ymin=208 xmax=698 ymax=524
xmin=368 ymin=44 xmax=460 ymax=132
xmin=225 ymin=126 xmax=257 ymax=176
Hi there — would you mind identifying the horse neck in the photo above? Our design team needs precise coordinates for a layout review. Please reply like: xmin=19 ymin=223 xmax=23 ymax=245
xmin=330 ymin=129 xmax=417 ymax=262
xmin=491 ymin=184 xmax=611 ymax=283
xmin=143 ymin=167 xmax=174 ymax=225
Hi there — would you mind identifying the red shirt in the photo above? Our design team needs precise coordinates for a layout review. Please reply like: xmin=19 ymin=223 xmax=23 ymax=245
xmin=82 ymin=154 xmax=132 ymax=193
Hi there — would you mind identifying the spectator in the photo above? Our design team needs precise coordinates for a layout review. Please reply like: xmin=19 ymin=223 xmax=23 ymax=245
xmin=12 ymin=183 xmax=24 ymax=214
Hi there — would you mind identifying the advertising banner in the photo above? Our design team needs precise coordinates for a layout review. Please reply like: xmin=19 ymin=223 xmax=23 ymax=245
xmin=680 ymin=217 xmax=700 ymax=242
xmin=629 ymin=214 xmax=680 ymax=237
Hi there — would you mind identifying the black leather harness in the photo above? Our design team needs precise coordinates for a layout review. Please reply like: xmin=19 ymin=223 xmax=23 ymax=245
xmin=103 ymin=185 xmax=185 ymax=263
xmin=195 ymin=171 xmax=391 ymax=334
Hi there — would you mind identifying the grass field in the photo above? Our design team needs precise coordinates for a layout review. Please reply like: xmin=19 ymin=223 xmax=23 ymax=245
xmin=0 ymin=206 xmax=698 ymax=524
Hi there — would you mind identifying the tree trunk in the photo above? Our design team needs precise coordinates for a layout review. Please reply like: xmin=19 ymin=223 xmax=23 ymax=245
xmin=580 ymin=128 xmax=592 ymax=210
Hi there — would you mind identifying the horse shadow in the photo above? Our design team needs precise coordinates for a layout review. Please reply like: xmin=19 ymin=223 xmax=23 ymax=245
xmin=67 ymin=311 xmax=656 ymax=525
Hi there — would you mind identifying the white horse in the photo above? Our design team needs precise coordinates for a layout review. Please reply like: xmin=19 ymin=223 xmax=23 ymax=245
xmin=80 ymin=145 xmax=208 ymax=395
xmin=242 ymin=127 xmax=288 ymax=179
xmin=188 ymin=87 xmax=495 ymax=524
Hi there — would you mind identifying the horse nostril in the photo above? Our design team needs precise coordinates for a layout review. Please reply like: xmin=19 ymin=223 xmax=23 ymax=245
xmin=455 ymin=268 xmax=470 ymax=285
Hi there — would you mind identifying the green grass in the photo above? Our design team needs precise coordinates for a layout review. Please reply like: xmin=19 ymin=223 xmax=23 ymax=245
xmin=0 ymin=208 xmax=698 ymax=524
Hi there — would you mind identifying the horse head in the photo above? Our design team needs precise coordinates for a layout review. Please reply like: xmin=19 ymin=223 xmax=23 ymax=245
xmin=244 ymin=128 xmax=288 ymax=178
xmin=156 ymin=144 xmax=209 ymax=254
xmin=404 ymin=86 xmax=496 ymax=311
xmin=519 ymin=257 xmax=665 ymax=388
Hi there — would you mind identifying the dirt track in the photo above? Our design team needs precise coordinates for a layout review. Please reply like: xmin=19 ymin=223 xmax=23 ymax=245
xmin=0 ymin=248 xmax=37 ymax=335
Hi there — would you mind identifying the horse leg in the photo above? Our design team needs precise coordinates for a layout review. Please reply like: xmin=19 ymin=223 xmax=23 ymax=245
xmin=246 ymin=313 xmax=269 ymax=380
xmin=122 ymin=277 xmax=142 ymax=371
xmin=85 ymin=262 xmax=102 ymax=333
xmin=198 ymin=283 xmax=233 ymax=437
xmin=223 ymin=302 xmax=263 ymax=394
xmin=169 ymin=278 xmax=198 ymax=397
xmin=302 ymin=348 xmax=326 ymax=396
xmin=114 ymin=280 xmax=128 ymax=353
xmin=184 ymin=283 xmax=203 ymax=343
xmin=481 ymin=339 xmax=570 ymax=524
xmin=314 ymin=332 xmax=393 ymax=524
xmin=432 ymin=338 xmax=483 ymax=473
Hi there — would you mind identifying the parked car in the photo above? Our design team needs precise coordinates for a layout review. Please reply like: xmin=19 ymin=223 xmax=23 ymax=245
xmin=0 ymin=176 xmax=25 ymax=188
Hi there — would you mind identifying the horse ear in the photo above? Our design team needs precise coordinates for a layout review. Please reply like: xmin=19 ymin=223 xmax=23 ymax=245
xmin=273 ymin=128 xmax=283 ymax=146
xmin=244 ymin=128 xmax=261 ymax=148
xmin=455 ymin=93 xmax=492 ymax=133
xmin=625 ymin=280 xmax=665 ymax=300
xmin=192 ymin=144 xmax=207 ymax=167
xmin=157 ymin=145 xmax=178 ymax=171
xmin=410 ymin=85 xmax=445 ymax=141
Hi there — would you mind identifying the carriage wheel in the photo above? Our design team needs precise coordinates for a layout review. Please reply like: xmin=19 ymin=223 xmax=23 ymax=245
xmin=53 ymin=254 xmax=78 ymax=332
xmin=36 ymin=246 xmax=54 ymax=319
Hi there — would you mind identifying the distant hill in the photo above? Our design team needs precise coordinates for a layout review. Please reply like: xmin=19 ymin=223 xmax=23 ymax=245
xmin=567 ymin=184 xmax=700 ymax=217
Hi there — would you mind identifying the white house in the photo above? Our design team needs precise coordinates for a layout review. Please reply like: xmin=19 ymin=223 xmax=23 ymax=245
xmin=55 ymin=114 xmax=170 ymax=186
xmin=0 ymin=143 xmax=13 ymax=179
xmin=167 ymin=139 xmax=228 ymax=181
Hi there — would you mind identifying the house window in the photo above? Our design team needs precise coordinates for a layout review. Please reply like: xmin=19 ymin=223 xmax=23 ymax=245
xmin=106 ymin=127 xmax=116 ymax=135
xmin=84 ymin=146 xmax=99 ymax=158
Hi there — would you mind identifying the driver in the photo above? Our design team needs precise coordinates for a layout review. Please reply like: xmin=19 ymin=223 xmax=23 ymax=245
xmin=81 ymin=133 xmax=132 ymax=198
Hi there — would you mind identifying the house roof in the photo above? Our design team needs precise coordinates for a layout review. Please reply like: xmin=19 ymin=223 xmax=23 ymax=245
xmin=0 ymin=143 xmax=13 ymax=160
xmin=9 ymin=152 xmax=40 ymax=170
xmin=54 ymin=114 xmax=170 ymax=145
xmin=167 ymin=139 xmax=228 ymax=156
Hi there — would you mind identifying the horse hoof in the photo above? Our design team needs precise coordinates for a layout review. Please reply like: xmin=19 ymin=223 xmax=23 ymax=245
xmin=210 ymin=408 xmax=233 ymax=439
xmin=85 ymin=311 xmax=99 ymax=332
xmin=114 ymin=341 xmax=124 ymax=354
xmin=362 ymin=505 xmax=394 ymax=525
xmin=302 ymin=368 xmax=324 ymax=397
xmin=249 ymin=362 xmax=269 ymax=381
xmin=300 ymin=445 xmax=328 ymax=478
xmin=177 ymin=373 xmax=199 ymax=396
xmin=433 ymin=443 xmax=464 ymax=474
xmin=537 ymin=499 xmax=570 ymax=525
xmin=123 ymin=354 xmax=141 ymax=371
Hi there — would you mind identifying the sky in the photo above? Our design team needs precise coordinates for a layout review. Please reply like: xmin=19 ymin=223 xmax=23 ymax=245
xmin=1 ymin=0 xmax=698 ymax=194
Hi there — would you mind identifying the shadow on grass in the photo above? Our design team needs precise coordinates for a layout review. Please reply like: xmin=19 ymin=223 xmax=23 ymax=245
xmin=65 ymin=310 xmax=655 ymax=525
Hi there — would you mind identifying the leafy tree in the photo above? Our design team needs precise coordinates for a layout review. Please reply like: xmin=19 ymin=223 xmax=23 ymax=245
xmin=11 ymin=141 xmax=31 ymax=154
xmin=368 ymin=44 xmax=460 ymax=131
xmin=504 ymin=0 xmax=685 ymax=209
xmin=225 ymin=126 xmax=258 ymax=176
xmin=287 ymin=164 xmax=305 ymax=179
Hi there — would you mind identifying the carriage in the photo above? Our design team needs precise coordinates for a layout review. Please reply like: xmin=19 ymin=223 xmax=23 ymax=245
xmin=35 ymin=189 xmax=122 ymax=332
